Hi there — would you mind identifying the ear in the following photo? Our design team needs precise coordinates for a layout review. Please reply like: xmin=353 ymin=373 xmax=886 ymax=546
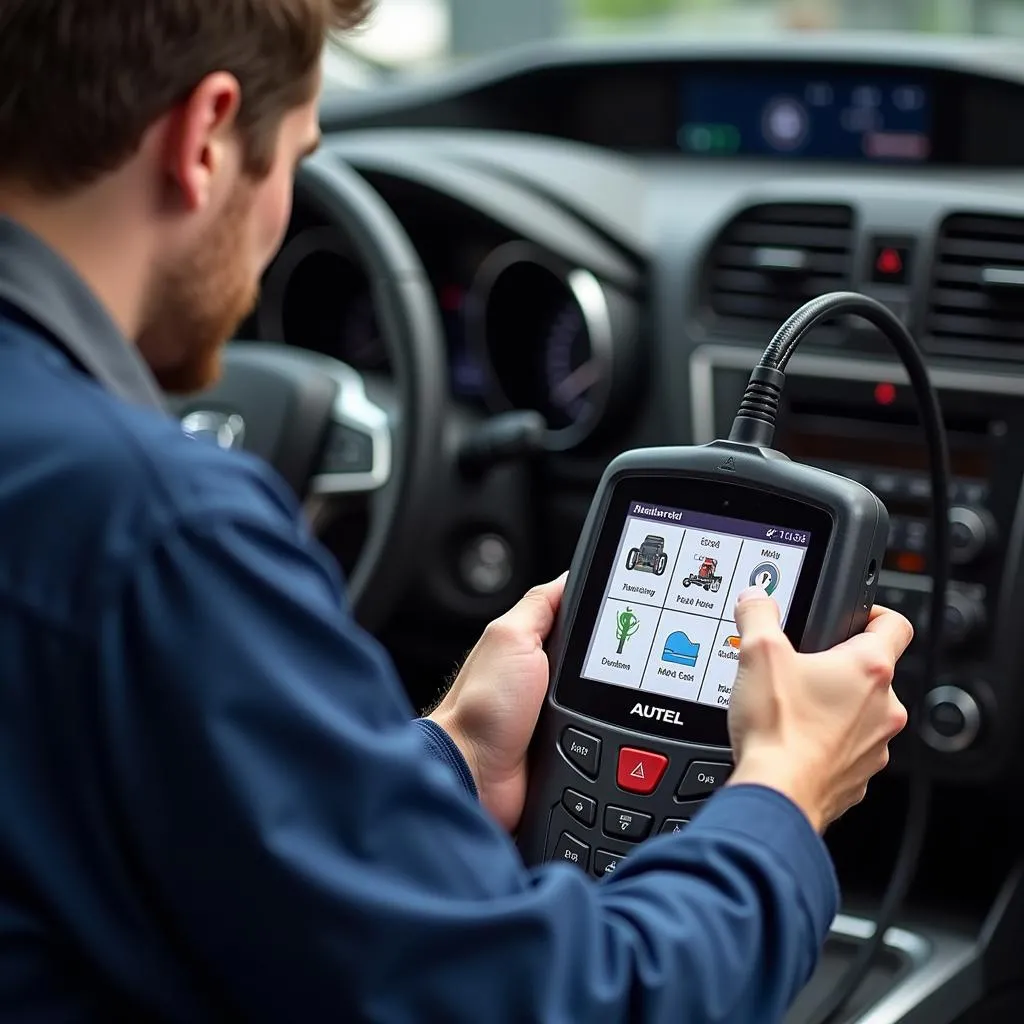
xmin=161 ymin=72 xmax=243 ymax=212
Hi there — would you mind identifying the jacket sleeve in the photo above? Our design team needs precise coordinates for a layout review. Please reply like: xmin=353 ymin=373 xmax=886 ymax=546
xmin=413 ymin=718 xmax=479 ymax=798
xmin=95 ymin=503 xmax=839 ymax=1024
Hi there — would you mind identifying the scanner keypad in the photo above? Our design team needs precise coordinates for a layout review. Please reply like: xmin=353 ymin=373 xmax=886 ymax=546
xmin=545 ymin=740 xmax=726 ymax=874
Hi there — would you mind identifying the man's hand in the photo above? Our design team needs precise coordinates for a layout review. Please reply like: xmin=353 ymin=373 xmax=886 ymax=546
xmin=727 ymin=588 xmax=913 ymax=833
xmin=428 ymin=574 xmax=566 ymax=833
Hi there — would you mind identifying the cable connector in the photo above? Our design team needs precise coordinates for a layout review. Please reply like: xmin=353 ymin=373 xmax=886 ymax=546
xmin=728 ymin=365 xmax=787 ymax=448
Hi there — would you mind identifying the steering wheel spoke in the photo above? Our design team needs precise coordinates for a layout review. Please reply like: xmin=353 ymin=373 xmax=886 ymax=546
xmin=309 ymin=360 xmax=391 ymax=497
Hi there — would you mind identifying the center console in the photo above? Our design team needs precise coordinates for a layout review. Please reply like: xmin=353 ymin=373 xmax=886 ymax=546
xmin=690 ymin=344 xmax=1024 ymax=783
xmin=690 ymin=344 xmax=1024 ymax=1023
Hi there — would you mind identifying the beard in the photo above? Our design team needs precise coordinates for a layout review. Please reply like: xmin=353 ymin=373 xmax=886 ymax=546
xmin=138 ymin=185 xmax=261 ymax=395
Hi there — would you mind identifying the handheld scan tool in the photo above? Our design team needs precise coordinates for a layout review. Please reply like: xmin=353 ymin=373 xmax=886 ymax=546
xmin=516 ymin=440 xmax=887 ymax=874
xmin=517 ymin=291 xmax=950 ymax=917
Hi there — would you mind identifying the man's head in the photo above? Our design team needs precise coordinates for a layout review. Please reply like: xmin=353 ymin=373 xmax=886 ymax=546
xmin=0 ymin=0 xmax=371 ymax=392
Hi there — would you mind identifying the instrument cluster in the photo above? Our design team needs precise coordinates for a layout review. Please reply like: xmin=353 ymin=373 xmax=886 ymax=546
xmin=260 ymin=225 xmax=640 ymax=452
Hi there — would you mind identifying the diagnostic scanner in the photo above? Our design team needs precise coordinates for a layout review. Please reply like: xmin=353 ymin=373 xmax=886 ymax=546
xmin=517 ymin=440 xmax=888 ymax=875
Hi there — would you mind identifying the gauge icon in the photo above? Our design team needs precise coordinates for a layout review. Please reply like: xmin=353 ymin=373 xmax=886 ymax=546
xmin=761 ymin=96 xmax=809 ymax=152
xmin=750 ymin=561 xmax=781 ymax=596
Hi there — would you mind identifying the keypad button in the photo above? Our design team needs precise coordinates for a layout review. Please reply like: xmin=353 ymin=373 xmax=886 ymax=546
xmin=616 ymin=747 xmax=669 ymax=795
xmin=561 ymin=728 xmax=601 ymax=779
xmin=677 ymin=761 xmax=733 ymax=799
xmin=660 ymin=818 xmax=690 ymax=835
xmin=594 ymin=850 xmax=625 ymax=878
xmin=906 ymin=476 xmax=931 ymax=500
xmin=604 ymin=805 xmax=653 ymax=842
xmin=562 ymin=788 xmax=597 ymax=827
xmin=553 ymin=832 xmax=590 ymax=871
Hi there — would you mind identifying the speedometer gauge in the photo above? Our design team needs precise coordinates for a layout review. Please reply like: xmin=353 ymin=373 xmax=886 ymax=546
xmin=467 ymin=243 xmax=624 ymax=451
xmin=543 ymin=298 xmax=592 ymax=431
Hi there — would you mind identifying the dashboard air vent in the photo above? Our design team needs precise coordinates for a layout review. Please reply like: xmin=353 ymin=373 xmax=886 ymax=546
xmin=704 ymin=203 xmax=855 ymax=332
xmin=926 ymin=213 xmax=1024 ymax=358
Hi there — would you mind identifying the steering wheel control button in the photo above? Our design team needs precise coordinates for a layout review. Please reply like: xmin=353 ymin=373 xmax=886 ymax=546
xmin=676 ymin=761 xmax=733 ymax=800
xmin=604 ymin=806 xmax=654 ymax=843
xmin=616 ymin=748 xmax=669 ymax=795
xmin=458 ymin=533 xmax=514 ymax=596
xmin=921 ymin=686 xmax=982 ymax=754
xmin=593 ymin=850 xmax=625 ymax=879
xmin=561 ymin=728 xmax=601 ymax=779
xmin=553 ymin=832 xmax=590 ymax=872
xmin=562 ymin=789 xmax=597 ymax=828
xmin=660 ymin=818 xmax=690 ymax=835
xmin=320 ymin=423 xmax=375 ymax=475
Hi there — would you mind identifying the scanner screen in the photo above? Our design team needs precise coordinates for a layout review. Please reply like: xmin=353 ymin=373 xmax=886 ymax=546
xmin=580 ymin=501 xmax=811 ymax=710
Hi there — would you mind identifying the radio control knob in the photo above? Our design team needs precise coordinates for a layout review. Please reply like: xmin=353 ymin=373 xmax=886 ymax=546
xmin=942 ymin=591 xmax=986 ymax=647
xmin=948 ymin=506 xmax=995 ymax=565
xmin=921 ymin=686 xmax=981 ymax=753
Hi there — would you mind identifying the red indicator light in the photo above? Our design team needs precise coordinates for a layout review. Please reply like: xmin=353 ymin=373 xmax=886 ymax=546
xmin=874 ymin=382 xmax=897 ymax=406
xmin=895 ymin=553 xmax=926 ymax=574
xmin=876 ymin=247 xmax=903 ymax=276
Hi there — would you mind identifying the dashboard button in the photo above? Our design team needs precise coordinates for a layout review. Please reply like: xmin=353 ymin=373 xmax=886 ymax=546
xmin=903 ymin=519 xmax=928 ymax=554
xmin=616 ymin=747 xmax=669 ymax=795
xmin=955 ymin=481 xmax=989 ymax=506
xmin=871 ymin=472 xmax=901 ymax=498
xmin=949 ymin=506 xmax=995 ymax=565
xmin=458 ymin=533 xmax=514 ymax=596
xmin=677 ymin=761 xmax=733 ymax=799
xmin=942 ymin=591 xmax=986 ymax=647
xmin=594 ymin=850 xmax=625 ymax=879
xmin=869 ymin=241 xmax=913 ymax=286
xmin=921 ymin=686 xmax=982 ymax=754
xmin=604 ymin=805 xmax=653 ymax=842
xmin=562 ymin=788 xmax=597 ymax=828
xmin=661 ymin=818 xmax=690 ymax=835
xmin=553 ymin=832 xmax=590 ymax=871
xmin=906 ymin=476 xmax=931 ymax=500
xmin=561 ymin=728 xmax=601 ymax=779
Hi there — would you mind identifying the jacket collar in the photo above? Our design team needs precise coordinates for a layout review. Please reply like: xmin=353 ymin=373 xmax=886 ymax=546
xmin=0 ymin=216 xmax=165 ymax=409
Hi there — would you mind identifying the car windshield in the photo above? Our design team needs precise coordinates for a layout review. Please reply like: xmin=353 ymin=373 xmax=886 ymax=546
xmin=336 ymin=0 xmax=1024 ymax=74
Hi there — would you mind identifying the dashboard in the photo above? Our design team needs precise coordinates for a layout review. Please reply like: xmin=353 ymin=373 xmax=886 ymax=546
xmin=251 ymin=34 xmax=1024 ymax=802
xmin=320 ymin=36 xmax=1024 ymax=166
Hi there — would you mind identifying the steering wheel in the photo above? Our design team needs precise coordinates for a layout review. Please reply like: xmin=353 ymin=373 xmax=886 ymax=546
xmin=171 ymin=151 xmax=448 ymax=632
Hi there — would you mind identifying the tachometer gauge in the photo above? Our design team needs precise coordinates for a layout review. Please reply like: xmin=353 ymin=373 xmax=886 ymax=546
xmin=543 ymin=271 xmax=615 ymax=435
xmin=467 ymin=243 xmax=621 ymax=451
xmin=258 ymin=226 xmax=388 ymax=372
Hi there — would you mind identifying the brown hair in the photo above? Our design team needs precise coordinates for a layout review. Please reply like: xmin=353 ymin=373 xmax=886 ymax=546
xmin=0 ymin=0 xmax=372 ymax=193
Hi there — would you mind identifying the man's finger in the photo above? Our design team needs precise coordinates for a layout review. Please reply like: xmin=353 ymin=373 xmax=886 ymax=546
xmin=733 ymin=587 xmax=782 ymax=641
xmin=859 ymin=605 xmax=914 ymax=660
xmin=831 ymin=605 xmax=914 ymax=663
xmin=496 ymin=573 xmax=567 ymax=640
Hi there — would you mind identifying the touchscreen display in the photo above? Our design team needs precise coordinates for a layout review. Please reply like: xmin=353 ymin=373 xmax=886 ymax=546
xmin=679 ymin=72 xmax=932 ymax=162
xmin=580 ymin=501 xmax=811 ymax=710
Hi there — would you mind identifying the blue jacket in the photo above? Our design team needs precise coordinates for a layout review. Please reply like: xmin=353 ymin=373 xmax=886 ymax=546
xmin=0 ymin=216 xmax=838 ymax=1022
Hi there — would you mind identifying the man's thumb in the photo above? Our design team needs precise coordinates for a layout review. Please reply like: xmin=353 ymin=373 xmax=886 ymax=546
xmin=733 ymin=587 xmax=782 ymax=640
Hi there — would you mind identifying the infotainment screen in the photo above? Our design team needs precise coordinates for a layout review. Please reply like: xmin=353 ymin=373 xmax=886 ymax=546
xmin=579 ymin=501 xmax=811 ymax=710
xmin=679 ymin=71 xmax=933 ymax=162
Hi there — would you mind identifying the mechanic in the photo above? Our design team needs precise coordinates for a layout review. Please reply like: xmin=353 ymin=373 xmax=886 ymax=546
xmin=0 ymin=3 xmax=912 ymax=1022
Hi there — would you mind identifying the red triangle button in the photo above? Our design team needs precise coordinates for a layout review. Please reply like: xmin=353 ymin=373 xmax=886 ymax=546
xmin=617 ymin=747 xmax=668 ymax=795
